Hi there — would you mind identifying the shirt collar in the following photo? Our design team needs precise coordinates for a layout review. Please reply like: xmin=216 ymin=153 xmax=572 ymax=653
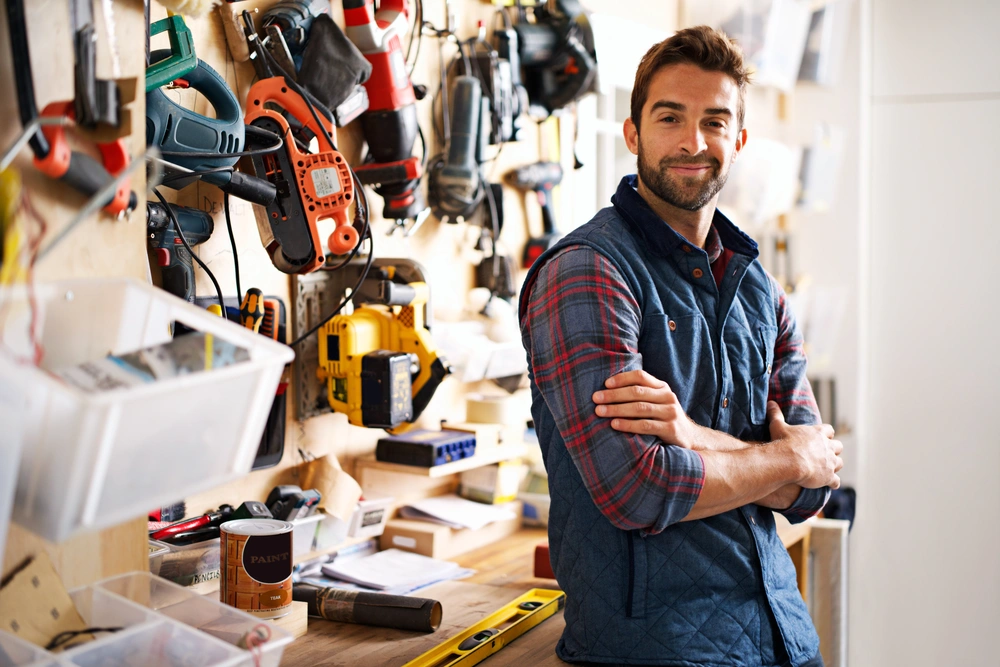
xmin=611 ymin=175 xmax=759 ymax=260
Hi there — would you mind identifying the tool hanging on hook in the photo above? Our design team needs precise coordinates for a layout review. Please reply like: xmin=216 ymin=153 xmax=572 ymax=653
xmin=5 ymin=0 xmax=136 ymax=217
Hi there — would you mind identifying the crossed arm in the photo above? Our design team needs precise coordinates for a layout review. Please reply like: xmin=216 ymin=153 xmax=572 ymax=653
xmin=594 ymin=370 xmax=841 ymax=522
xmin=522 ymin=246 xmax=841 ymax=533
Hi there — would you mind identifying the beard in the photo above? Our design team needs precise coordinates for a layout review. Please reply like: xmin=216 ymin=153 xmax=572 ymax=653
xmin=636 ymin=140 xmax=730 ymax=212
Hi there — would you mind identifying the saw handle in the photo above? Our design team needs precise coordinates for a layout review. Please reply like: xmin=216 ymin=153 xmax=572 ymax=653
xmin=246 ymin=77 xmax=335 ymax=153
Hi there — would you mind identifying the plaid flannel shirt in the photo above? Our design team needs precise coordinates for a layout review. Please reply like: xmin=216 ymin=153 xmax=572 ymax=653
xmin=523 ymin=224 xmax=828 ymax=533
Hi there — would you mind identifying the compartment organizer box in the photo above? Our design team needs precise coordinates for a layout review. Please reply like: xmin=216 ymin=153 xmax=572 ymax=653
xmin=0 ymin=279 xmax=295 ymax=543
xmin=0 ymin=571 xmax=292 ymax=667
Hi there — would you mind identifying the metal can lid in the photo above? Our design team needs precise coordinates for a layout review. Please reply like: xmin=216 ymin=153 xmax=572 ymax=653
xmin=220 ymin=519 xmax=293 ymax=536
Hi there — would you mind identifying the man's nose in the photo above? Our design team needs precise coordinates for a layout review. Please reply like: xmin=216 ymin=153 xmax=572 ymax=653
xmin=677 ymin=124 xmax=707 ymax=155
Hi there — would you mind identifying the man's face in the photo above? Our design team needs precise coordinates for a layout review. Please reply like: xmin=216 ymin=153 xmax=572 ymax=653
xmin=624 ymin=63 xmax=747 ymax=212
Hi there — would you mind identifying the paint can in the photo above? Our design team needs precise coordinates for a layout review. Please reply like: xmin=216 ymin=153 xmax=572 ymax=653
xmin=220 ymin=519 xmax=294 ymax=619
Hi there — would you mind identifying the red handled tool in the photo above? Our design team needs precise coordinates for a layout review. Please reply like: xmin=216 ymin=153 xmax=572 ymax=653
xmin=6 ymin=0 xmax=136 ymax=217
xmin=150 ymin=504 xmax=234 ymax=541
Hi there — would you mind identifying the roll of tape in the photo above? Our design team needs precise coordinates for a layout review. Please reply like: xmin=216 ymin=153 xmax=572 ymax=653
xmin=466 ymin=394 xmax=519 ymax=424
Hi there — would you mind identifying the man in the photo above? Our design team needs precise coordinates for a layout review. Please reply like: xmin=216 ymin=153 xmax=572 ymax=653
xmin=518 ymin=26 xmax=842 ymax=667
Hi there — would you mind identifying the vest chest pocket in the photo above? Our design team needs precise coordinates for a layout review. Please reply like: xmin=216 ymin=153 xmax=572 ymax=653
xmin=748 ymin=324 xmax=777 ymax=424
xmin=639 ymin=313 xmax=711 ymax=411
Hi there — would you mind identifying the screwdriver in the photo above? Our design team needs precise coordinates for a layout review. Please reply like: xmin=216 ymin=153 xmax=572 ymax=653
xmin=240 ymin=287 xmax=264 ymax=333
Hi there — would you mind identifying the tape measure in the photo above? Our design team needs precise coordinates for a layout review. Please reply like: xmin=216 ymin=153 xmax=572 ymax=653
xmin=403 ymin=588 xmax=565 ymax=667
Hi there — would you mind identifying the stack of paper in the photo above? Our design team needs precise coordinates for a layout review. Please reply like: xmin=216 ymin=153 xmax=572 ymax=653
xmin=399 ymin=494 xmax=517 ymax=530
xmin=321 ymin=549 xmax=462 ymax=591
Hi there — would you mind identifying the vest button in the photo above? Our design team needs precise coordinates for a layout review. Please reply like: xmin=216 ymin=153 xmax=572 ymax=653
xmin=722 ymin=397 xmax=729 ymax=408
xmin=750 ymin=515 xmax=757 ymax=526
xmin=668 ymin=320 xmax=677 ymax=331
xmin=682 ymin=244 xmax=692 ymax=253
xmin=692 ymin=268 xmax=704 ymax=279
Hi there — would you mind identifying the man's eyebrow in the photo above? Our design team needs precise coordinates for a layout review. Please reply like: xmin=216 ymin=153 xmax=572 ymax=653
xmin=648 ymin=101 xmax=733 ymax=117
xmin=650 ymin=100 xmax=685 ymax=113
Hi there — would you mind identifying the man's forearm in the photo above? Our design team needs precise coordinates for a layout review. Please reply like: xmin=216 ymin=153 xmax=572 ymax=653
xmin=689 ymin=423 xmax=757 ymax=452
xmin=687 ymin=424 xmax=804 ymax=510
xmin=755 ymin=484 xmax=802 ymax=510
xmin=682 ymin=443 xmax=801 ymax=522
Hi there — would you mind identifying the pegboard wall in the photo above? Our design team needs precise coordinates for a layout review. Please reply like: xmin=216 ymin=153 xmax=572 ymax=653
xmin=0 ymin=0 xmax=681 ymax=576
xmin=151 ymin=0 xmax=573 ymax=514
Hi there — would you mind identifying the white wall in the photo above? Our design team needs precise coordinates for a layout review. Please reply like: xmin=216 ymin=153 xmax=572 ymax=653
xmin=852 ymin=1 xmax=1000 ymax=665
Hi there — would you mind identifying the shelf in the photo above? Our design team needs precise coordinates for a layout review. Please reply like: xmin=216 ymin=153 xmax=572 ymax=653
xmin=353 ymin=444 xmax=528 ymax=478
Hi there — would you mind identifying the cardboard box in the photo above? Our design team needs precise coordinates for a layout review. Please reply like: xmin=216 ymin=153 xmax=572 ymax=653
xmin=379 ymin=501 xmax=523 ymax=559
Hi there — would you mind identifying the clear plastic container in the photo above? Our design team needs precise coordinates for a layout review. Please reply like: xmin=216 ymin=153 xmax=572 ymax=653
xmin=0 ymin=379 xmax=26 ymax=560
xmin=148 ymin=539 xmax=171 ymax=577
xmin=0 ymin=278 xmax=294 ymax=543
xmin=94 ymin=572 xmax=292 ymax=667
xmin=0 ymin=573 xmax=291 ymax=667
xmin=291 ymin=513 xmax=324 ymax=559
xmin=159 ymin=538 xmax=221 ymax=594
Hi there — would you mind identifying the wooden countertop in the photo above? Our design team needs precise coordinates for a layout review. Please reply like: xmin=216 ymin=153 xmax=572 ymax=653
xmin=283 ymin=519 xmax=812 ymax=666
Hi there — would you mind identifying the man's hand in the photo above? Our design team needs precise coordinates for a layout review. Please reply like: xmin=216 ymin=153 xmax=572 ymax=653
xmin=767 ymin=401 xmax=844 ymax=489
xmin=592 ymin=370 xmax=700 ymax=449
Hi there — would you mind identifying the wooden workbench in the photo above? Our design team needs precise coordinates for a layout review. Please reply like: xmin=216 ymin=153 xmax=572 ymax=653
xmin=282 ymin=519 xmax=813 ymax=666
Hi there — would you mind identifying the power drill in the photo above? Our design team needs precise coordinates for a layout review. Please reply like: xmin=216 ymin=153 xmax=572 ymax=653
xmin=147 ymin=201 xmax=214 ymax=302
xmin=506 ymin=162 xmax=564 ymax=268
xmin=343 ymin=0 xmax=425 ymax=222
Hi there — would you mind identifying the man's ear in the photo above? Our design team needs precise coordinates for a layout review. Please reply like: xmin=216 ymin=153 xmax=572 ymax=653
xmin=624 ymin=118 xmax=639 ymax=156
xmin=733 ymin=127 xmax=748 ymax=161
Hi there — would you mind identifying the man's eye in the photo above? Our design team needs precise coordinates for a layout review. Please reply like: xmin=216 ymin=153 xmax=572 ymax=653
xmin=706 ymin=121 xmax=724 ymax=128
xmin=661 ymin=116 xmax=677 ymax=123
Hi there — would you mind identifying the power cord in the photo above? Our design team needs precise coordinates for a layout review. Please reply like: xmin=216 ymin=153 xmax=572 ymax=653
xmin=152 ymin=187 xmax=226 ymax=315
xmin=252 ymin=42 xmax=378 ymax=347
xmin=224 ymin=191 xmax=241 ymax=307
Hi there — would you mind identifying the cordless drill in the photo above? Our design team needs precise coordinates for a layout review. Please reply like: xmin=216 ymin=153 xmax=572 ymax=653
xmin=506 ymin=162 xmax=564 ymax=268
xmin=146 ymin=201 xmax=214 ymax=302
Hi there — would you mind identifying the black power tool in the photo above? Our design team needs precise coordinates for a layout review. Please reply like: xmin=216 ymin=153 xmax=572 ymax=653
xmin=428 ymin=76 xmax=487 ymax=223
xmin=513 ymin=0 xmax=597 ymax=116
xmin=506 ymin=162 xmax=564 ymax=268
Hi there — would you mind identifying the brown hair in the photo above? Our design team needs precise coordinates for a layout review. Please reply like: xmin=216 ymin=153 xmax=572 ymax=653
xmin=630 ymin=26 xmax=751 ymax=132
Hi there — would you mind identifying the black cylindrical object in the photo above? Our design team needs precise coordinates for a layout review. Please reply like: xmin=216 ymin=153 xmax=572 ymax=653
xmin=293 ymin=584 xmax=442 ymax=632
xmin=221 ymin=170 xmax=278 ymax=206
xmin=446 ymin=76 xmax=482 ymax=172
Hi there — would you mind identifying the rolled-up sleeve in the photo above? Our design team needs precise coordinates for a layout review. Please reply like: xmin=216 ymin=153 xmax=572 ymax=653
xmin=767 ymin=273 xmax=831 ymax=523
xmin=521 ymin=246 xmax=704 ymax=533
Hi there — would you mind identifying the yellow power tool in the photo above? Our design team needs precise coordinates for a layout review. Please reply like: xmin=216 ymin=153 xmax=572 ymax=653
xmin=317 ymin=266 xmax=451 ymax=431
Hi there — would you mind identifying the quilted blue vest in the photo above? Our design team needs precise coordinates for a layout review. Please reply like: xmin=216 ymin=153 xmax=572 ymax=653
xmin=522 ymin=177 xmax=820 ymax=666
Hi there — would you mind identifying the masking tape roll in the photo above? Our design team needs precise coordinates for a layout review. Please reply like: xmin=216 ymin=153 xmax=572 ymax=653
xmin=466 ymin=394 xmax=519 ymax=425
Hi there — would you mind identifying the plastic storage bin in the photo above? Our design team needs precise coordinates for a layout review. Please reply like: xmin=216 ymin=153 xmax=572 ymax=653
xmin=0 ymin=378 xmax=25 ymax=560
xmin=0 ymin=572 xmax=292 ymax=667
xmin=158 ymin=538 xmax=221 ymax=593
xmin=0 ymin=279 xmax=294 ymax=543
xmin=148 ymin=539 xmax=171 ymax=577
xmin=291 ymin=512 xmax=324 ymax=559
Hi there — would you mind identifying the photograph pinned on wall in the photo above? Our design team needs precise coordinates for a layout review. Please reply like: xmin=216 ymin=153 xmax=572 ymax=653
xmin=798 ymin=0 xmax=855 ymax=87
xmin=798 ymin=123 xmax=846 ymax=214
xmin=684 ymin=0 xmax=814 ymax=93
